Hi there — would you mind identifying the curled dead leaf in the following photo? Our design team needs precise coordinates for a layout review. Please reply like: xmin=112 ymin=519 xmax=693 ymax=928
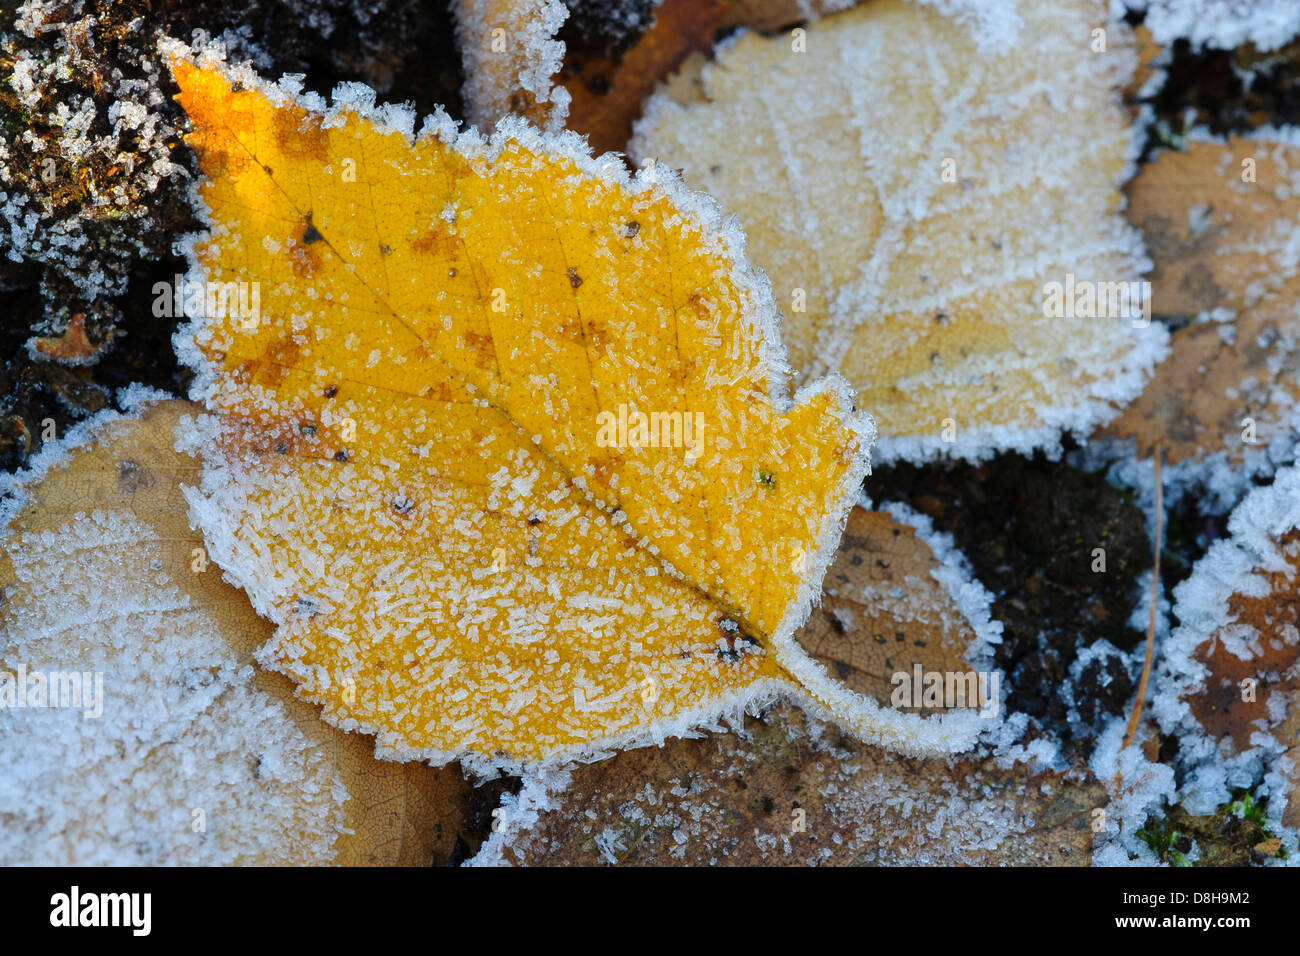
xmin=28 ymin=313 xmax=115 ymax=366
xmin=453 ymin=0 xmax=571 ymax=130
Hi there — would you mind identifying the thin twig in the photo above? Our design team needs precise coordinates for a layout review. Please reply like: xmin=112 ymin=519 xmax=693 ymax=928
xmin=1123 ymin=441 xmax=1163 ymax=750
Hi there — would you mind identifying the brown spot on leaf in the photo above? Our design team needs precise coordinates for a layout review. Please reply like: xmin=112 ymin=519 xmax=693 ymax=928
xmin=116 ymin=459 xmax=154 ymax=494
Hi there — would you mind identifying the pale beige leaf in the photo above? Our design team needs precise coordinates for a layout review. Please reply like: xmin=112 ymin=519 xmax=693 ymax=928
xmin=631 ymin=0 xmax=1167 ymax=464
xmin=0 ymin=400 xmax=470 ymax=866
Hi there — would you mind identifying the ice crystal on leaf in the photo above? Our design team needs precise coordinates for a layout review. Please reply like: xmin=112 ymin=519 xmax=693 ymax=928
xmin=1157 ymin=464 xmax=1300 ymax=831
xmin=1129 ymin=0 xmax=1300 ymax=53
xmin=631 ymin=0 xmax=1168 ymax=464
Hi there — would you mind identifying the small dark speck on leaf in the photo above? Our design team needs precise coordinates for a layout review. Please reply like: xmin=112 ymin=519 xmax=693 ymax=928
xmin=117 ymin=460 xmax=153 ymax=493
xmin=622 ymin=221 xmax=640 ymax=238
xmin=334 ymin=449 xmax=349 ymax=462
xmin=567 ymin=267 xmax=582 ymax=288
xmin=302 ymin=220 xmax=323 ymax=244
xmin=324 ymin=385 xmax=338 ymax=398
xmin=299 ymin=422 xmax=317 ymax=436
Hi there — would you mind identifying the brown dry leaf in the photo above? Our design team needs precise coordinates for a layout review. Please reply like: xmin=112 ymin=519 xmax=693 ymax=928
xmin=28 ymin=313 xmax=114 ymax=366
xmin=1277 ymin=701 xmax=1300 ymax=831
xmin=1183 ymin=541 xmax=1300 ymax=831
xmin=0 ymin=400 xmax=470 ymax=865
xmin=1103 ymin=134 xmax=1300 ymax=470
xmin=1161 ymin=466 xmax=1300 ymax=831
xmin=560 ymin=0 xmax=855 ymax=156
xmin=632 ymin=0 xmax=1165 ymax=464
xmin=795 ymin=506 xmax=998 ymax=715
xmin=487 ymin=702 xmax=1101 ymax=865
xmin=561 ymin=0 xmax=731 ymax=156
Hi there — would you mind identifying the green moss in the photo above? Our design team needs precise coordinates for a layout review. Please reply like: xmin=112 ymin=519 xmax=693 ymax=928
xmin=1139 ymin=789 xmax=1292 ymax=865
xmin=1227 ymin=793 xmax=1267 ymax=826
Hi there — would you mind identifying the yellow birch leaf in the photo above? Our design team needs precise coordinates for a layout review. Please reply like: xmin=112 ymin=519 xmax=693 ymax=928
xmin=167 ymin=51 xmax=893 ymax=771
xmin=631 ymin=0 xmax=1168 ymax=464
xmin=0 ymin=399 xmax=470 ymax=865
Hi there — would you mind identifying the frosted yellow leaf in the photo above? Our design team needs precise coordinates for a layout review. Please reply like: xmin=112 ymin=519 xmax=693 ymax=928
xmin=0 ymin=398 xmax=469 ymax=865
xmin=631 ymin=0 xmax=1169 ymax=463
xmin=167 ymin=51 xmax=895 ymax=770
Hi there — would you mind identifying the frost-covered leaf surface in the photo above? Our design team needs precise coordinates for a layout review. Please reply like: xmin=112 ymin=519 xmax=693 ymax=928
xmin=168 ymin=52 xmax=899 ymax=770
xmin=1130 ymin=0 xmax=1300 ymax=53
xmin=794 ymin=503 xmax=1003 ymax=745
xmin=1096 ymin=132 xmax=1300 ymax=513
xmin=475 ymin=701 xmax=1103 ymax=866
xmin=1158 ymin=463 xmax=1300 ymax=834
xmin=0 ymin=398 xmax=469 ymax=865
xmin=631 ymin=0 xmax=1168 ymax=464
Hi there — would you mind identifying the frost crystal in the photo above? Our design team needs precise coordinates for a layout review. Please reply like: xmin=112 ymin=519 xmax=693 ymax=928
xmin=1156 ymin=464 xmax=1300 ymax=829
xmin=1130 ymin=0 xmax=1300 ymax=52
